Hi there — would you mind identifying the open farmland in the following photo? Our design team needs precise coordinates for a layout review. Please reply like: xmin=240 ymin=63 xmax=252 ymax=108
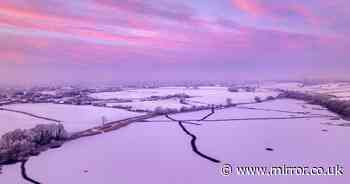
xmin=91 ymin=86 xmax=279 ymax=112
xmin=106 ymin=98 xmax=193 ymax=112
xmin=2 ymin=0 xmax=350 ymax=182
xmin=1 ymin=84 xmax=349 ymax=184
xmin=0 ymin=110 xmax=52 ymax=136
xmin=1 ymin=103 xmax=144 ymax=133
xmin=1 ymin=97 xmax=349 ymax=184
xmin=265 ymin=82 xmax=350 ymax=100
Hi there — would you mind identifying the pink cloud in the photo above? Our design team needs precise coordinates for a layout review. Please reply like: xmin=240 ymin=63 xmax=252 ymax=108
xmin=0 ymin=0 xmax=348 ymax=70
xmin=231 ymin=0 xmax=320 ymax=27
xmin=231 ymin=0 xmax=265 ymax=17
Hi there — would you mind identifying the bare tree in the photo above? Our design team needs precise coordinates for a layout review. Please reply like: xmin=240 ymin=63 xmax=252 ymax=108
xmin=226 ymin=98 xmax=233 ymax=105
xmin=102 ymin=116 xmax=107 ymax=125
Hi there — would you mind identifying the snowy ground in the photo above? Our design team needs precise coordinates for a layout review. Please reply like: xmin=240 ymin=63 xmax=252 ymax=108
xmin=2 ymin=103 xmax=144 ymax=133
xmin=0 ymin=110 xmax=52 ymax=136
xmin=261 ymin=82 xmax=304 ymax=90
xmin=264 ymin=82 xmax=350 ymax=101
xmin=92 ymin=86 xmax=279 ymax=112
xmin=2 ymin=99 xmax=348 ymax=183
xmin=39 ymin=91 xmax=57 ymax=96
xmin=106 ymin=98 xmax=193 ymax=112
xmin=299 ymin=83 xmax=350 ymax=100
xmin=0 ymin=164 xmax=28 ymax=184
xmin=239 ymin=99 xmax=335 ymax=116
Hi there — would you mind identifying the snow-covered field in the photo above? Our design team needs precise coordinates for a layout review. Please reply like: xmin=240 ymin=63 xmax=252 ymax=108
xmin=303 ymin=83 xmax=350 ymax=101
xmin=303 ymin=83 xmax=350 ymax=93
xmin=0 ymin=110 xmax=52 ymax=136
xmin=0 ymin=164 xmax=28 ymax=183
xmin=2 ymin=103 xmax=144 ymax=133
xmin=261 ymin=82 xmax=304 ymax=90
xmin=39 ymin=91 xmax=57 ymax=96
xmin=2 ymin=99 xmax=349 ymax=184
xmin=239 ymin=99 xmax=335 ymax=116
xmin=299 ymin=83 xmax=350 ymax=97
xmin=264 ymin=82 xmax=350 ymax=101
xmin=106 ymin=98 xmax=192 ymax=112
xmin=188 ymin=91 xmax=277 ymax=106
xmin=92 ymin=86 xmax=279 ymax=112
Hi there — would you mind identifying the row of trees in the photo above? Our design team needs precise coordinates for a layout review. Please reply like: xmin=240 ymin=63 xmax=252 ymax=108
xmin=153 ymin=98 xmax=240 ymax=115
xmin=141 ymin=93 xmax=190 ymax=102
xmin=153 ymin=106 xmax=209 ymax=115
xmin=152 ymin=95 xmax=277 ymax=115
xmin=0 ymin=124 xmax=68 ymax=164
xmin=281 ymin=91 xmax=350 ymax=117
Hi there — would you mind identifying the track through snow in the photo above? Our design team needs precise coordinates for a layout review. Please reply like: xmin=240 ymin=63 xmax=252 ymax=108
xmin=165 ymin=113 xmax=221 ymax=163
xmin=178 ymin=121 xmax=221 ymax=163
xmin=21 ymin=161 xmax=41 ymax=184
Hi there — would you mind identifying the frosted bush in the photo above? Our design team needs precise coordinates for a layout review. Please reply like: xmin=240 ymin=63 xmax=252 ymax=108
xmin=254 ymin=96 xmax=262 ymax=103
xmin=0 ymin=124 xmax=68 ymax=164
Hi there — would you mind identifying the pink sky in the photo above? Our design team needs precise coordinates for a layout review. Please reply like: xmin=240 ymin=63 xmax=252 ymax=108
xmin=1 ymin=0 xmax=349 ymax=85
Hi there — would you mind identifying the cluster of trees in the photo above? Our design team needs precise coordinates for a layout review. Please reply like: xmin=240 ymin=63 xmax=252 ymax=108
xmin=254 ymin=97 xmax=262 ymax=103
xmin=154 ymin=107 xmax=180 ymax=114
xmin=0 ymin=124 xmax=68 ymax=164
xmin=254 ymin=96 xmax=275 ymax=103
xmin=141 ymin=93 xmax=190 ymax=102
xmin=226 ymin=98 xmax=233 ymax=105
xmin=228 ymin=86 xmax=256 ymax=93
xmin=281 ymin=91 xmax=350 ymax=117
xmin=152 ymin=95 xmax=277 ymax=115
xmin=0 ymin=94 xmax=6 ymax=99
xmin=228 ymin=87 xmax=239 ymax=92
xmin=153 ymin=105 xmax=215 ymax=115
xmin=153 ymin=99 xmax=241 ymax=115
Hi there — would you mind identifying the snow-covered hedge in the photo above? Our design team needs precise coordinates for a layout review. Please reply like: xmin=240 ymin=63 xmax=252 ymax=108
xmin=141 ymin=93 xmax=190 ymax=101
xmin=154 ymin=107 xmax=179 ymax=114
xmin=227 ymin=87 xmax=239 ymax=92
xmin=0 ymin=124 xmax=68 ymax=164
xmin=254 ymin=96 xmax=262 ymax=103
xmin=344 ymin=107 xmax=350 ymax=116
